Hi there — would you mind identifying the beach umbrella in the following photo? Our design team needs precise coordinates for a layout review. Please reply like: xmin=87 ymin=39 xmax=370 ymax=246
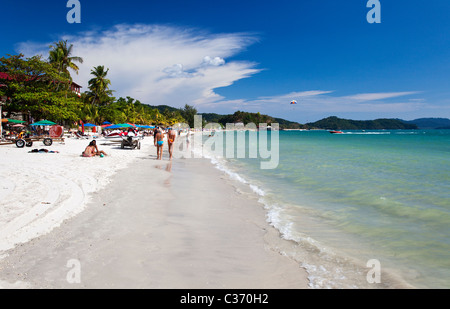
xmin=5 ymin=119 xmax=27 ymax=124
xmin=105 ymin=125 xmax=122 ymax=129
xmin=30 ymin=120 xmax=56 ymax=126
xmin=116 ymin=123 xmax=134 ymax=128
xmin=102 ymin=121 xmax=112 ymax=125
xmin=83 ymin=123 xmax=97 ymax=127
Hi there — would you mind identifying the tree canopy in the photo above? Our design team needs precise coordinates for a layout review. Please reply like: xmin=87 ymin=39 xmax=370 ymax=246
xmin=0 ymin=42 xmax=188 ymax=127
xmin=306 ymin=116 xmax=418 ymax=130
xmin=48 ymin=40 xmax=84 ymax=80
xmin=0 ymin=54 xmax=82 ymax=122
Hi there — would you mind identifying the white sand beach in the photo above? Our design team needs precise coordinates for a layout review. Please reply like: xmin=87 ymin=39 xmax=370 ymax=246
xmin=0 ymin=134 xmax=309 ymax=289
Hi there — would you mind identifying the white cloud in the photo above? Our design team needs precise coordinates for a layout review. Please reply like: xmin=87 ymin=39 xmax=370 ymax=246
xmin=202 ymin=56 xmax=225 ymax=66
xmin=201 ymin=90 xmax=430 ymax=123
xmin=16 ymin=26 xmax=438 ymax=122
xmin=162 ymin=64 xmax=192 ymax=78
xmin=343 ymin=92 xmax=420 ymax=101
xmin=18 ymin=24 xmax=260 ymax=107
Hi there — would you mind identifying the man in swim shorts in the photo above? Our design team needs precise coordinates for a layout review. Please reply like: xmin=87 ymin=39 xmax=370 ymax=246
xmin=154 ymin=128 xmax=165 ymax=160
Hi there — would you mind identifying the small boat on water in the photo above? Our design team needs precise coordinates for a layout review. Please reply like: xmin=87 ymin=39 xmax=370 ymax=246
xmin=330 ymin=131 xmax=344 ymax=134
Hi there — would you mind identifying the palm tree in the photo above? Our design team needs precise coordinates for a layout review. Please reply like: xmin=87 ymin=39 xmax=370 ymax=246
xmin=88 ymin=65 xmax=112 ymax=105
xmin=49 ymin=40 xmax=84 ymax=79
xmin=81 ymin=103 xmax=100 ymax=124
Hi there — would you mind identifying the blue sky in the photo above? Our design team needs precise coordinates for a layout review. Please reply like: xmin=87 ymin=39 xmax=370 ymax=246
xmin=1 ymin=0 xmax=449 ymax=123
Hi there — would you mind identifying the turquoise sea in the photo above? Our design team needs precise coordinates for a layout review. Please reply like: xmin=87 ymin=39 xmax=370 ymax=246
xmin=200 ymin=130 xmax=450 ymax=288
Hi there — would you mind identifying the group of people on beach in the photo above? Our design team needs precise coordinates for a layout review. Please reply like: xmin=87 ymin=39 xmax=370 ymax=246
xmin=81 ymin=127 xmax=190 ymax=160
xmin=153 ymin=127 xmax=177 ymax=160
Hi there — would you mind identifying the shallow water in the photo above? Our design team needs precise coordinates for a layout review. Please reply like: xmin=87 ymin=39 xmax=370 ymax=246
xmin=199 ymin=130 xmax=450 ymax=288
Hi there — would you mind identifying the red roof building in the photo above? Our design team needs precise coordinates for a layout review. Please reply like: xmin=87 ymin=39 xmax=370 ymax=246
xmin=70 ymin=81 xmax=82 ymax=97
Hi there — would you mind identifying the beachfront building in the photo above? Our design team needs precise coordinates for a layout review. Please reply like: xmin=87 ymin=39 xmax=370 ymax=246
xmin=70 ymin=81 xmax=82 ymax=97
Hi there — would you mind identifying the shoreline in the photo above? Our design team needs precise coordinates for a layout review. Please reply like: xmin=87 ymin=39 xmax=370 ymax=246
xmin=0 ymin=137 xmax=310 ymax=289
xmin=191 ymin=132 xmax=419 ymax=289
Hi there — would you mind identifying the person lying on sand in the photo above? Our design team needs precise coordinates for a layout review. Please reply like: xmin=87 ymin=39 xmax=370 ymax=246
xmin=29 ymin=149 xmax=59 ymax=153
xmin=82 ymin=140 xmax=108 ymax=157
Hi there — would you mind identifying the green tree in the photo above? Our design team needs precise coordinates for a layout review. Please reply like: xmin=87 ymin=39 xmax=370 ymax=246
xmin=86 ymin=65 xmax=113 ymax=105
xmin=0 ymin=54 xmax=81 ymax=123
xmin=179 ymin=104 xmax=198 ymax=128
xmin=48 ymin=40 xmax=84 ymax=80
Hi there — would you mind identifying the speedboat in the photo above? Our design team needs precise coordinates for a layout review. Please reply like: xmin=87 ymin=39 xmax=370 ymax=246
xmin=104 ymin=131 xmax=125 ymax=142
xmin=329 ymin=130 xmax=344 ymax=134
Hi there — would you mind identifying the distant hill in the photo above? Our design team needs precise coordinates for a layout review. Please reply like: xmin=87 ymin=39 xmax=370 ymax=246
xmin=198 ymin=113 xmax=223 ymax=123
xmin=216 ymin=111 xmax=275 ymax=127
xmin=148 ymin=107 xmax=302 ymax=129
xmin=306 ymin=116 xmax=418 ymax=130
xmin=199 ymin=113 xmax=417 ymax=130
xmin=401 ymin=118 xmax=450 ymax=129
xmin=273 ymin=117 xmax=305 ymax=129
xmin=147 ymin=105 xmax=447 ymax=130
xmin=147 ymin=105 xmax=180 ymax=113
xmin=200 ymin=111 xmax=304 ymax=129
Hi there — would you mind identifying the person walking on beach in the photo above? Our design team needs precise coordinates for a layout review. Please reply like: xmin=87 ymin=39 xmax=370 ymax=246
xmin=186 ymin=130 xmax=190 ymax=149
xmin=154 ymin=128 xmax=164 ymax=160
xmin=167 ymin=128 xmax=176 ymax=160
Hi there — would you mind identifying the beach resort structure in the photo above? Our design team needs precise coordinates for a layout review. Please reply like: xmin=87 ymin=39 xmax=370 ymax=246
xmin=70 ymin=81 xmax=82 ymax=97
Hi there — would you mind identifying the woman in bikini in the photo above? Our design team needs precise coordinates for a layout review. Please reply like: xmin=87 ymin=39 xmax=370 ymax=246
xmin=167 ymin=128 xmax=176 ymax=160
xmin=154 ymin=128 xmax=164 ymax=160
xmin=82 ymin=140 xmax=108 ymax=157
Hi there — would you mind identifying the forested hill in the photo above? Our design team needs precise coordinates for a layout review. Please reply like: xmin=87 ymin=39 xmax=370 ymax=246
xmin=306 ymin=116 xmax=418 ymax=130
xmin=401 ymin=118 xmax=450 ymax=129
xmin=200 ymin=111 xmax=304 ymax=129
xmin=147 ymin=105 xmax=432 ymax=130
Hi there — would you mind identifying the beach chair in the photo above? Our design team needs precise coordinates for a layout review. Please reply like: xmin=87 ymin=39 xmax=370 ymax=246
xmin=75 ymin=131 xmax=89 ymax=139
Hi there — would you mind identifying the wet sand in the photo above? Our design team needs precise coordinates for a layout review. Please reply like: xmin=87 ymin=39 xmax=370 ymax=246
xmin=0 ymin=142 xmax=309 ymax=289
